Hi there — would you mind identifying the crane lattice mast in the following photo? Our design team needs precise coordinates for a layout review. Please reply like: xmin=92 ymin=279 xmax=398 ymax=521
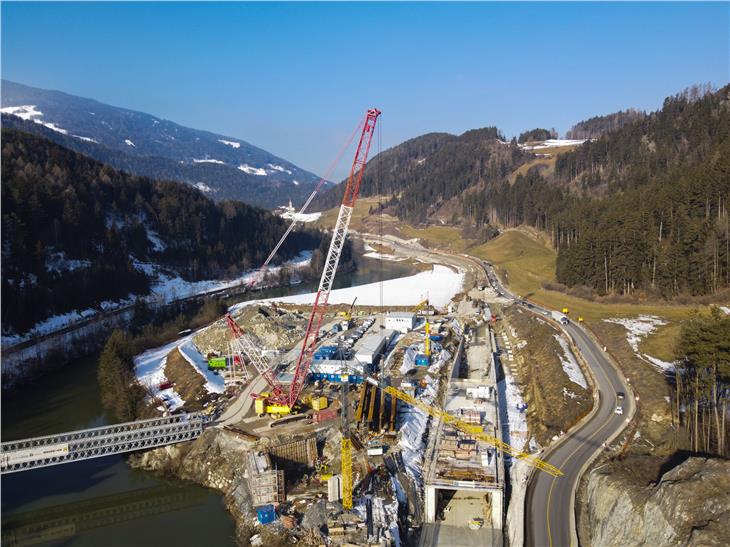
xmin=285 ymin=108 xmax=381 ymax=407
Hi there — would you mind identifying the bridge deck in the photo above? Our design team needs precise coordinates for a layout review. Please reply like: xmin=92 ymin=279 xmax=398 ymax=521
xmin=1 ymin=413 xmax=204 ymax=474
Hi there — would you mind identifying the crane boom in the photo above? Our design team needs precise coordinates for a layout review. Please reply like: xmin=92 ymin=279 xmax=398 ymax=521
xmin=286 ymin=108 xmax=381 ymax=407
xmin=375 ymin=381 xmax=563 ymax=477
xmin=225 ymin=313 xmax=285 ymax=399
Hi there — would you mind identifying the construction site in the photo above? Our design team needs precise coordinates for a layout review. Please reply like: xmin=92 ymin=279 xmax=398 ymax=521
xmin=125 ymin=109 xmax=562 ymax=546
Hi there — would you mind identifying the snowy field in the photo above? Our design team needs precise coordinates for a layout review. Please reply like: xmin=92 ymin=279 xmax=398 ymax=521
xmin=278 ymin=210 xmax=322 ymax=223
xmin=519 ymin=138 xmax=586 ymax=150
xmin=133 ymin=329 xmax=224 ymax=411
xmin=553 ymin=334 xmax=588 ymax=388
xmin=603 ymin=315 xmax=676 ymax=372
xmin=133 ymin=336 xmax=191 ymax=411
xmin=229 ymin=264 xmax=464 ymax=313
xmin=178 ymin=338 xmax=225 ymax=393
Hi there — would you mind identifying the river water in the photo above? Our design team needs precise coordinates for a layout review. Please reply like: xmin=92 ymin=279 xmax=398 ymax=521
xmin=1 ymin=255 xmax=417 ymax=547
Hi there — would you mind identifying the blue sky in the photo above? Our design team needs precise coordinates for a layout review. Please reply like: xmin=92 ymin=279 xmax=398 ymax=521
xmin=2 ymin=2 xmax=729 ymax=179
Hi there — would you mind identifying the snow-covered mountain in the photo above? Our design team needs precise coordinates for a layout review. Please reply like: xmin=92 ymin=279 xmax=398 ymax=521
xmin=1 ymin=80 xmax=328 ymax=208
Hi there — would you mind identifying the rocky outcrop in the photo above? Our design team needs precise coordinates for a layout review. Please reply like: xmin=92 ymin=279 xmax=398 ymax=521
xmin=129 ymin=428 xmax=258 ymax=543
xmin=584 ymin=457 xmax=730 ymax=546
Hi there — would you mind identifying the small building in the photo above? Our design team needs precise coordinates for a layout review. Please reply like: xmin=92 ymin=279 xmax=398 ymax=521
xmin=354 ymin=331 xmax=394 ymax=366
xmin=385 ymin=312 xmax=416 ymax=333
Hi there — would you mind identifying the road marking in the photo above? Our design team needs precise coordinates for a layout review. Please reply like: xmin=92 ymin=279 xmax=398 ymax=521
xmin=545 ymin=360 xmax=617 ymax=547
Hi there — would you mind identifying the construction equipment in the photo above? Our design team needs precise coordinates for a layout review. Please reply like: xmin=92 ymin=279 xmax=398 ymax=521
xmin=424 ymin=320 xmax=431 ymax=358
xmin=338 ymin=297 xmax=358 ymax=322
xmin=286 ymin=108 xmax=381 ymax=409
xmin=225 ymin=314 xmax=281 ymax=399
xmin=341 ymin=373 xmax=353 ymax=509
xmin=254 ymin=393 xmax=293 ymax=418
xmin=366 ymin=377 xmax=563 ymax=477
xmin=411 ymin=299 xmax=429 ymax=314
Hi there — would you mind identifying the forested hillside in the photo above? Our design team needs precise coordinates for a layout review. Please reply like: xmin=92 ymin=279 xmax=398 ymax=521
xmin=316 ymin=84 xmax=729 ymax=298
xmin=1 ymin=129 xmax=323 ymax=333
xmin=468 ymin=85 xmax=730 ymax=297
xmin=565 ymin=108 xmax=645 ymax=140
xmin=315 ymin=127 xmax=529 ymax=222
xmin=518 ymin=128 xmax=557 ymax=143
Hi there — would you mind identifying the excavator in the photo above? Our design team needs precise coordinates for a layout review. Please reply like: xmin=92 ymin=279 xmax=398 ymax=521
xmin=337 ymin=297 xmax=358 ymax=327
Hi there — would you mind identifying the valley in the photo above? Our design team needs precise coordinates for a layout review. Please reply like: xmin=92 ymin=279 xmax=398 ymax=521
xmin=2 ymin=5 xmax=729 ymax=544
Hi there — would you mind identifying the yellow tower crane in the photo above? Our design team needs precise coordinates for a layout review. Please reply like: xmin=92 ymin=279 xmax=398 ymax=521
xmin=375 ymin=378 xmax=563 ymax=477
xmin=424 ymin=320 xmax=431 ymax=358
xmin=341 ymin=373 xmax=353 ymax=509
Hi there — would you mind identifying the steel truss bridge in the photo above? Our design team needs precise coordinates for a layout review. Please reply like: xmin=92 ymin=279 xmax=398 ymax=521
xmin=1 ymin=413 xmax=204 ymax=474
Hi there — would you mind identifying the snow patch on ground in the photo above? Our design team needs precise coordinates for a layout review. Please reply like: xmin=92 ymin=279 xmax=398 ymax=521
xmin=145 ymin=228 xmax=166 ymax=252
xmin=519 ymin=139 xmax=585 ymax=150
xmin=1 ymin=105 xmax=68 ymax=134
xmin=218 ymin=139 xmax=240 ymax=149
xmin=45 ymin=251 xmax=91 ymax=274
xmin=230 ymin=264 xmax=464 ymax=313
xmin=553 ymin=334 xmax=587 ymax=388
xmin=73 ymin=135 xmax=98 ymax=143
xmin=604 ymin=315 xmax=676 ymax=372
xmin=720 ymin=306 xmax=730 ymax=315
xmin=278 ymin=210 xmax=321 ymax=223
xmin=267 ymin=163 xmax=292 ymax=175
xmin=194 ymin=182 xmax=216 ymax=193
xmin=362 ymin=251 xmax=406 ymax=262
xmin=2 ymin=250 xmax=313 ymax=349
xmin=238 ymin=164 xmax=267 ymax=176
xmin=133 ymin=337 xmax=189 ymax=411
xmin=178 ymin=338 xmax=225 ymax=394
xmin=193 ymin=158 xmax=225 ymax=165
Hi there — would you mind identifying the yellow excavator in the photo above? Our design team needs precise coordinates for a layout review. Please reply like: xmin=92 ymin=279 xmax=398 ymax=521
xmin=337 ymin=297 xmax=358 ymax=324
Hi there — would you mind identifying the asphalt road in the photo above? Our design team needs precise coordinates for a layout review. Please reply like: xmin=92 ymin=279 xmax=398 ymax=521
xmin=477 ymin=259 xmax=634 ymax=547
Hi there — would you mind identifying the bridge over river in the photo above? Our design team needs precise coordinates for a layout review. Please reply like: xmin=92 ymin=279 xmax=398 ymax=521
xmin=1 ymin=413 xmax=205 ymax=474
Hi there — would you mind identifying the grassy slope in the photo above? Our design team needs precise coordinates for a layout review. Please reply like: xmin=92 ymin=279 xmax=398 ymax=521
xmin=470 ymin=228 xmax=693 ymax=358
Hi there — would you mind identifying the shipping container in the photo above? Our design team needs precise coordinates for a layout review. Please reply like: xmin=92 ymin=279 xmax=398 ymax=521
xmin=256 ymin=505 xmax=276 ymax=525
xmin=415 ymin=354 xmax=430 ymax=366
xmin=208 ymin=357 xmax=227 ymax=370
xmin=312 ymin=396 xmax=328 ymax=411
xmin=313 ymin=407 xmax=339 ymax=423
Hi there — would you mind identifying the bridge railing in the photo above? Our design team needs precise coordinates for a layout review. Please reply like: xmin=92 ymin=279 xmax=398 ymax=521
xmin=1 ymin=413 xmax=205 ymax=474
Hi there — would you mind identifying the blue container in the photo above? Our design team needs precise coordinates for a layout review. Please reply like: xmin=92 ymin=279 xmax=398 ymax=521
xmin=257 ymin=504 xmax=276 ymax=525
xmin=415 ymin=354 xmax=430 ymax=366
xmin=429 ymin=335 xmax=443 ymax=342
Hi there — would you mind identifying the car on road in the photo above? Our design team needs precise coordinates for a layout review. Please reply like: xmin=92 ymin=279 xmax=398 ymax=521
xmin=617 ymin=391 xmax=625 ymax=400
xmin=615 ymin=405 xmax=623 ymax=415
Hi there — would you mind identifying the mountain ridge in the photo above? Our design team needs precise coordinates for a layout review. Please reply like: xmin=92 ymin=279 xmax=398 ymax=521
xmin=1 ymin=80 xmax=328 ymax=208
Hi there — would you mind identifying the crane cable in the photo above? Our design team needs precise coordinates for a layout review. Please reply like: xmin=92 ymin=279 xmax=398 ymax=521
xmin=247 ymin=117 xmax=365 ymax=287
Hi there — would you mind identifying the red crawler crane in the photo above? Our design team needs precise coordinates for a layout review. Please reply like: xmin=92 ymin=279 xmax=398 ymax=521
xmin=224 ymin=108 xmax=380 ymax=408
xmin=285 ymin=108 xmax=380 ymax=407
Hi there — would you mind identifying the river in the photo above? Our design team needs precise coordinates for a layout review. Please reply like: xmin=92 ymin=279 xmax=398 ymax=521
xmin=1 ymin=255 xmax=418 ymax=547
